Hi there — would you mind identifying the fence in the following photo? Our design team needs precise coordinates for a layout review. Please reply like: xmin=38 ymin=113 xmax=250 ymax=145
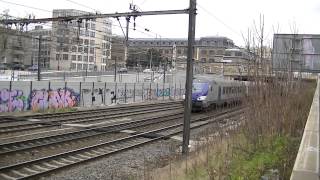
xmin=0 ymin=81 xmax=185 ymax=113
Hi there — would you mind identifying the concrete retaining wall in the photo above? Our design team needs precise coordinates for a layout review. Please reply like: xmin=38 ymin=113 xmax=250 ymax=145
xmin=290 ymin=79 xmax=319 ymax=180
xmin=0 ymin=81 xmax=185 ymax=113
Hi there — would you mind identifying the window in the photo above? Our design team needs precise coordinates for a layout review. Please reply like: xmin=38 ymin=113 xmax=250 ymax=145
xmin=235 ymin=52 xmax=242 ymax=57
xmin=209 ymin=58 xmax=215 ymax=63
xmin=217 ymin=50 xmax=223 ymax=55
xmin=63 ymin=54 xmax=68 ymax=60
xmin=80 ymin=30 xmax=85 ymax=36
xmin=200 ymin=58 xmax=206 ymax=62
xmin=85 ymin=22 xmax=90 ymax=29
xmin=90 ymin=32 xmax=95 ymax=37
xmin=78 ymin=46 xmax=83 ymax=52
xmin=90 ymin=48 xmax=94 ymax=54
xmin=71 ymin=55 xmax=76 ymax=61
xmin=209 ymin=50 xmax=215 ymax=55
xmin=225 ymin=51 xmax=231 ymax=56
xmin=84 ymin=47 xmax=88 ymax=53
xmin=84 ymin=39 xmax=89 ymax=45
xmin=71 ymin=46 xmax=77 ymax=52
xmin=89 ymin=56 xmax=94 ymax=62
xmin=177 ymin=49 xmax=182 ymax=54
xmin=165 ymin=50 xmax=169 ymax=54
xmin=201 ymin=50 xmax=207 ymax=55
xmin=90 ymin=40 xmax=95 ymax=45
xmin=56 ymin=54 xmax=60 ymax=60
xmin=91 ymin=23 xmax=96 ymax=30
xmin=71 ymin=63 xmax=76 ymax=69
xmin=78 ymin=55 xmax=82 ymax=61
xmin=84 ymin=56 xmax=88 ymax=62
xmin=63 ymin=46 xmax=69 ymax=52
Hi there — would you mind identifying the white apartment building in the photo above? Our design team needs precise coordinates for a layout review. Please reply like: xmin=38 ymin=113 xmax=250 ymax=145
xmin=50 ymin=9 xmax=112 ymax=71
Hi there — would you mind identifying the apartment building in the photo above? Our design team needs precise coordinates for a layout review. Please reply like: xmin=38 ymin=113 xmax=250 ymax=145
xmin=50 ymin=9 xmax=112 ymax=71
xmin=29 ymin=26 xmax=52 ymax=69
xmin=0 ymin=27 xmax=32 ymax=68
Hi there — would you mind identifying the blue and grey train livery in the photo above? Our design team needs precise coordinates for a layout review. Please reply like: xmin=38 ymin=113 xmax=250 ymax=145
xmin=191 ymin=76 xmax=245 ymax=110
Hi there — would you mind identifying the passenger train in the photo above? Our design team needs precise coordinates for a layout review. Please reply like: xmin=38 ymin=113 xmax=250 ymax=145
xmin=191 ymin=76 xmax=245 ymax=111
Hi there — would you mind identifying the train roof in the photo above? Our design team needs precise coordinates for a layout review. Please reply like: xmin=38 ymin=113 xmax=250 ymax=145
xmin=193 ymin=75 xmax=243 ymax=85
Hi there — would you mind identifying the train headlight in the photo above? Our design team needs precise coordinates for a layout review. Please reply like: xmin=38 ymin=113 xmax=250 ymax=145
xmin=197 ymin=96 xmax=207 ymax=101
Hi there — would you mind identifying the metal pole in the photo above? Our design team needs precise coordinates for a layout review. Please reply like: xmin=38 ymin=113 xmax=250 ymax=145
xmin=163 ymin=59 xmax=166 ymax=84
xmin=114 ymin=57 xmax=117 ymax=82
xmin=182 ymin=0 xmax=196 ymax=155
xmin=37 ymin=35 xmax=42 ymax=81
xmin=150 ymin=50 xmax=152 ymax=69
xmin=133 ymin=83 xmax=136 ymax=102
xmin=124 ymin=16 xmax=130 ymax=71
xmin=125 ymin=83 xmax=127 ymax=103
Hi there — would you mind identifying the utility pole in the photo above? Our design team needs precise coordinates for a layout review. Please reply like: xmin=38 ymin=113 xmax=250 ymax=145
xmin=124 ymin=16 xmax=130 ymax=67
xmin=150 ymin=50 xmax=152 ymax=69
xmin=163 ymin=58 xmax=167 ymax=84
xmin=182 ymin=0 xmax=197 ymax=155
xmin=37 ymin=35 xmax=42 ymax=81
xmin=114 ymin=57 xmax=117 ymax=82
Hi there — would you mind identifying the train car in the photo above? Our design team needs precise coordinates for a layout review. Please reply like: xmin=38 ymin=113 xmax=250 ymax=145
xmin=191 ymin=76 xmax=245 ymax=111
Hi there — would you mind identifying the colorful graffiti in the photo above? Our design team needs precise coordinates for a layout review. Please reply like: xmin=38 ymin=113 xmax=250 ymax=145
xmin=30 ymin=88 xmax=80 ymax=111
xmin=157 ymin=88 xmax=171 ymax=97
xmin=0 ymin=82 xmax=184 ymax=113
xmin=0 ymin=89 xmax=28 ymax=112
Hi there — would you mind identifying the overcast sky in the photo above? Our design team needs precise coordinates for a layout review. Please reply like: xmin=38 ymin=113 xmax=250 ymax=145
xmin=1 ymin=0 xmax=319 ymax=46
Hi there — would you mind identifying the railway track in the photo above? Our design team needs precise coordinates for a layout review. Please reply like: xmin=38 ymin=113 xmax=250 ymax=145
xmin=0 ymin=107 xmax=244 ymax=180
xmin=0 ymin=111 xmax=184 ymax=156
xmin=0 ymin=101 xmax=183 ymax=135
xmin=22 ymin=101 xmax=183 ymax=120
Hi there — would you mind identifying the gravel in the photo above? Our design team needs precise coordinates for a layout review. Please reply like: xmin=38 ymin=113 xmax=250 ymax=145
xmin=43 ymin=140 xmax=181 ymax=180
xmin=40 ymin=110 xmax=242 ymax=180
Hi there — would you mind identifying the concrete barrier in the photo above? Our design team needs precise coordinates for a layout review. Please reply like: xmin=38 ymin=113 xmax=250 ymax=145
xmin=290 ymin=79 xmax=319 ymax=180
xmin=0 ymin=81 xmax=185 ymax=113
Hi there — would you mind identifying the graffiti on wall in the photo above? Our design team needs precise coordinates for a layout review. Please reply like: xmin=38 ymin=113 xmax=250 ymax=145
xmin=157 ymin=88 xmax=170 ymax=97
xmin=0 ymin=89 xmax=28 ymax=112
xmin=30 ymin=88 xmax=80 ymax=111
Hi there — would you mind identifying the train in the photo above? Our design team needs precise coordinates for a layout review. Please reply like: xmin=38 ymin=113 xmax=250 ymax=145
xmin=191 ymin=76 xmax=246 ymax=111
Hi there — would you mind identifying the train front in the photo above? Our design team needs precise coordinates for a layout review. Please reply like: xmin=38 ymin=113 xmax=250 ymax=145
xmin=192 ymin=82 xmax=209 ymax=110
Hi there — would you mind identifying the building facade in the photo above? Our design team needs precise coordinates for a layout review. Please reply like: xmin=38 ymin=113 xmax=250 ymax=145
xmin=50 ymin=9 xmax=112 ymax=71
xmin=0 ymin=27 xmax=32 ymax=68
xmin=127 ymin=36 xmax=235 ymax=69
xmin=29 ymin=26 xmax=52 ymax=69
xmin=110 ymin=35 xmax=126 ymax=69
xmin=273 ymin=34 xmax=320 ymax=73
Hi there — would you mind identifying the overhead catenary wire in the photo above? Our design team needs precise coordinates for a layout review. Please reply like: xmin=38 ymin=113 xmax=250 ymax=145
xmin=0 ymin=0 xmax=51 ymax=13
xmin=196 ymin=3 xmax=243 ymax=39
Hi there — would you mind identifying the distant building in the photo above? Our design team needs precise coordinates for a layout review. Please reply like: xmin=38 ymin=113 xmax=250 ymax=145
xmin=29 ymin=26 xmax=53 ymax=69
xmin=50 ymin=9 xmax=112 ymax=71
xmin=110 ymin=36 xmax=126 ymax=69
xmin=273 ymin=34 xmax=320 ymax=73
xmin=127 ymin=36 xmax=235 ymax=68
xmin=223 ymin=48 xmax=250 ymax=64
xmin=0 ymin=27 xmax=32 ymax=68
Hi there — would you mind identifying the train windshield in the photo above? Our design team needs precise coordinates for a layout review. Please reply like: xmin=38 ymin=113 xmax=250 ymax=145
xmin=192 ymin=83 xmax=209 ymax=93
